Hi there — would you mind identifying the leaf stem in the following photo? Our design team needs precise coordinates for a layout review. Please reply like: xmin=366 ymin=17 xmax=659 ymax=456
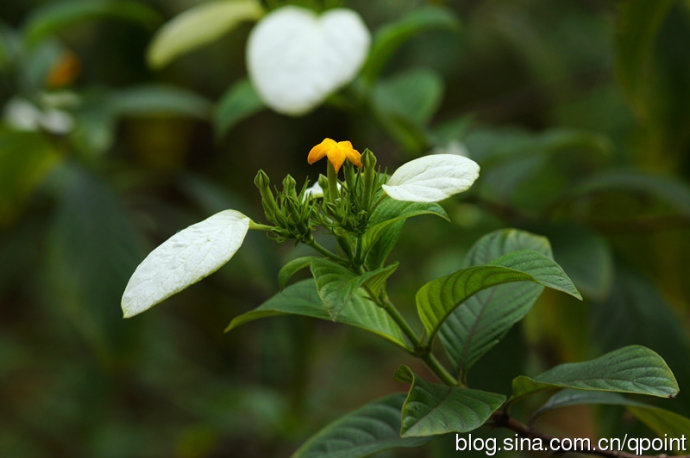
xmin=378 ymin=292 xmax=458 ymax=386
xmin=307 ymin=239 xmax=349 ymax=264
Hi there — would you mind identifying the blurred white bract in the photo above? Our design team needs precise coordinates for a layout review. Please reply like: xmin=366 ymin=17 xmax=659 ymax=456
xmin=247 ymin=6 xmax=370 ymax=115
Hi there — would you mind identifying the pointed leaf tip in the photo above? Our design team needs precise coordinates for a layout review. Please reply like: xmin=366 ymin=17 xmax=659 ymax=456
xmin=121 ymin=209 xmax=250 ymax=318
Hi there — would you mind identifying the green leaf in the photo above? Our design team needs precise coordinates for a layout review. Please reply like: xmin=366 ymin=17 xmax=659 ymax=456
xmin=22 ymin=0 xmax=161 ymax=46
xmin=567 ymin=169 xmax=690 ymax=218
xmin=108 ymin=84 xmax=212 ymax=119
xmin=511 ymin=345 xmax=679 ymax=401
xmin=147 ymin=0 xmax=264 ymax=69
xmin=361 ymin=6 xmax=460 ymax=81
xmin=214 ymin=78 xmax=264 ymax=136
xmin=395 ymin=366 xmax=505 ymax=437
xmin=373 ymin=68 xmax=444 ymax=125
xmin=545 ymin=225 xmax=613 ymax=300
xmin=292 ymin=393 xmax=431 ymax=458
xmin=362 ymin=262 xmax=399 ymax=297
xmin=364 ymin=220 xmax=403 ymax=271
xmin=226 ymin=280 xmax=410 ymax=351
xmin=417 ymin=249 xmax=581 ymax=345
xmin=363 ymin=197 xmax=448 ymax=264
xmin=310 ymin=258 xmax=389 ymax=320
xmin=438 ymin=229 xmax=552 ymax=375
xmin=278 ymin=256 xmax=319 ymax=290
xmin=0 ymin=129 xmax=61 ymax=225
xmin=532 ymin=389 xmax=690 ymax=441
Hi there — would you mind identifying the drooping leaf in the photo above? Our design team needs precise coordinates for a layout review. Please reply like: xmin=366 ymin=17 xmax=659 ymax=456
xmin=47 ymin=166 xmax=144 ymax=351
xmin=382 ymin=154 xmax=480 ymax=203
xmin=108 ymin=84 xmax=212 ymax=119
xmin=532 ymin=389 xmax=690 ymax=441
xmin=292 ymin=393 xmax=431 ymax=458
xmin=278 ymin=256 xmax=319 ymax=290
xmin=395 ymin=366 xmax=505 ymax=437
xmin=310 ymin=258 xmax=391 ymax=319
xmin=373 ymin=68 xmax=444 ymax=125
xmin=147 ymin=0 xmax=264 ymax=68
xmin=361 ymin=6 xmax=460 ymax=81
xmin=511 ymin=345 xmax=679 ymax=401
xmin=438 ymin=229 xmax=552 ymax=375
xmin=23 ymin=0 xmax=161 ymax=46
xmin=226 ymin=280 xmax=410 ymax=351
xmin=122 ymin=209 xmax=251 ymax=318
xmin=214 ymin=78 xmax=264 ymax=136
xmin=417 ymin=249 xmax=581 ymax=345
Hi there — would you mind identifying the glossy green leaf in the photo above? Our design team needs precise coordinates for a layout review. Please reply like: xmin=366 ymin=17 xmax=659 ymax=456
xmin=108 ymin=84 xmax=211 ymax=119
xmin=226 ymin=280 xmax=410 ymax=351
xmin=373 ymin=68 xmax=443 ymax=124
xmin=417 ymin=249 xmax=581 ymax=344
xmin=147 ymin=0 xmax=263 ymax=68
xmin=361 ymin=6 xmax=460 ymax=81
xmin=23 ymin=0 xmax=160 ymax=46
xmin=214 ymin=78 xmax=264 ymax=136
xmin=395 ymin=366 xmax=505 ymax=437
xmin=310 ymin=258 xmax=389 ymax=319
xmin=532 ymin=389 xmax=690 ymax=441
xmin=292 ymin=393 xmax=431 ymax=458
xmin=512 ymin=345 xmax=679 ymax=401
xmin=278 ymin=256 xmax=319 ymax=290
xmin=438 ymin=229 xmax=552 ymax=375
xmin=364 ymin=220 xmax=403 ymax=270
xmin=363 ymin=197 xmax=448 ymax=261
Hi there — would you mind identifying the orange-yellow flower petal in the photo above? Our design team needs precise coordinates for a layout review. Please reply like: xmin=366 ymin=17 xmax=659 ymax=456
xmin=307 ymin=138 xmax=362 ymax=172
xmin=308 ymin=138 xmax=337 ymax=164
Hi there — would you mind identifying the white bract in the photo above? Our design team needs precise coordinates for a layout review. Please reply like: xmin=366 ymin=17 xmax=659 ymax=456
xmin=247 ymin=6 xmax=370 ymax=115
xmin=382 ymin=154 xmax=480 ymax=203
xmin=121 ymin=210 xmax=251 ymax=318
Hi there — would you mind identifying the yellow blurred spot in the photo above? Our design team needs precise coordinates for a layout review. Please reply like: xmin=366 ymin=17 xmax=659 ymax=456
xmin=45 ymin=52 xmax=81 ymax=88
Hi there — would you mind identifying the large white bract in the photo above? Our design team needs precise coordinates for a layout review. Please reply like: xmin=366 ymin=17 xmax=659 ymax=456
xmin=247 ymin=6 xmax=370 ymax=115
xmin=382 ymin=154 xmax=480 ymax=203
xmin=121 ymin=210 xmax=250 ymax=318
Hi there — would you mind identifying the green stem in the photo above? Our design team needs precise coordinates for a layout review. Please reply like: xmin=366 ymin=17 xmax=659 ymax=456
xmin=326 ymin=161 xmax=339 ymax=203
xmin=307 ymin=239 xmax=349 ymax=264
xmin=378 ymin=292 xmax=458 ymax=386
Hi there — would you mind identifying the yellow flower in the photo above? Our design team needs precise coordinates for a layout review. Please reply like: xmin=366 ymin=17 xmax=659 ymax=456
xmin=308 ymin=138 xmax=362 ymax=172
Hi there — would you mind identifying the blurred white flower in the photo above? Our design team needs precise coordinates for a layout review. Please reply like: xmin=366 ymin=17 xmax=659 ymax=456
xmin=4 ymin=97 xmax=74 ymax=134
xmin=247 ymin=6 xmax=370 ymax=115
xmin=431 ymin=140 xmax=470 ymax=158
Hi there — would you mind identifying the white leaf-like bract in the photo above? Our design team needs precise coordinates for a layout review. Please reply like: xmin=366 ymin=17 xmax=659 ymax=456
xmin=121 ymin=210 xmax=251 ymax=318
xmin=247 ymin=6 xmax=370 ymax=115
xmin=382 ymin=154 xmax=480 ymax=203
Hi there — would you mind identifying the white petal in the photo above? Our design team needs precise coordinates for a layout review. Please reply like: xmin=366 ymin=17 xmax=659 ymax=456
xmin=247 ymin=6 xmax=370 ymax=115
xmin=39 ymin=108 xmax=74 ymax=134
xmin=303 ymin=181 xmax=341 ymax=200
xmin=122 ymin=210 xmax=250 ymax=318
xmin=382 ymin=154 xmax=480 ymax=203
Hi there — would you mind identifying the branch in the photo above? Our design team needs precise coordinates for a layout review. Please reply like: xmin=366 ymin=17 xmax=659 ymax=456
xmin=489 ymin=411 xmax=686 ymax=458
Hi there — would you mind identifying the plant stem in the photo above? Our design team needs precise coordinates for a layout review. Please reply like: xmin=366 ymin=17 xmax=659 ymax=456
xmin=377 ymin=292 xmax=458 ymax=386
xmin=326 ymin=161 xmax=339 ymax=202
xmin=307 ymin=239 xmax=349 ymax=264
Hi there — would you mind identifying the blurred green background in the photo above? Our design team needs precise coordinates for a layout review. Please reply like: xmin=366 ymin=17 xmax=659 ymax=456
xmin=1 ymin=0 xmax=689 ymax=456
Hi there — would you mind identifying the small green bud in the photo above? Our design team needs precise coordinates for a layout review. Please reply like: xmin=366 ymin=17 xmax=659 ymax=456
xmin=362 ymin=149 xmax=377 ymax=170
xmin=282 ymin=174 xmax=297 ymax=198
xmin=254 ymin=170 xmax=278 ymax=221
